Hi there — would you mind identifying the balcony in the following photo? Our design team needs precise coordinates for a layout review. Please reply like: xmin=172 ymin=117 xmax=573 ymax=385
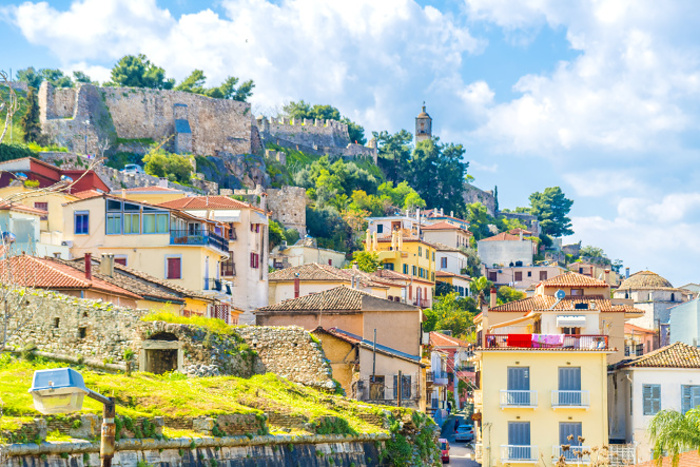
xmin=485 ymin=334 xmax=609 ymax=350
xmin=553 ymin=445 xmax=591 ymax=463
xmin=500 ymin=390 xmax=537 ymax=408
xmin=426 ymin=371 xmax=434 ymax=384
xmin=170 ymin=229 xmax=229 ymax=254
xmin=551 ymin=390 xmax=590 ymax=409
xmin=413 ymin=299 xmax=430 ymax=308
xmin=501 ymin=445 xmax=539 ymax=463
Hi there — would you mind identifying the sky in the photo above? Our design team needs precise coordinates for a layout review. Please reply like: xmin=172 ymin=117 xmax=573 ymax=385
xmin=1 ymin=0 xmax=700 ymax=285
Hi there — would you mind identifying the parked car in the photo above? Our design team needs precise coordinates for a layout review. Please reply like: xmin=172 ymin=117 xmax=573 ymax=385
xmin=439 ymin=438 xmax=450 ymax=463
xmin=454 ymin=423 xmax=474 ymax=442
xmin=122 ymin=164 xmax=145 ymax=174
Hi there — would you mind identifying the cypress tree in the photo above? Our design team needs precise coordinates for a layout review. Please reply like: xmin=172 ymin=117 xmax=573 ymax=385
xmin=20 ymin=87 xmax=42 ymax=143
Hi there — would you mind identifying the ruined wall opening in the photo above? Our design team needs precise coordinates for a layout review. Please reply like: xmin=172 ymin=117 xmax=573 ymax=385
xmin=142 ymin=332 xmax=180 ymax=375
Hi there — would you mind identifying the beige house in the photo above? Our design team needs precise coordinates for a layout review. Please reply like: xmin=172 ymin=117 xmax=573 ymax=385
xmin=568 ymin=261 xmax=622 ymax=287
xmin=268 ymin=263 xmax=389 ymax=304
xmin=313 ymin=326 xmax=426 ymax=410
xmin=255 ymin=285 xmax=422 ymax=356
xmin=158 ymin=195 xmax=270 ymax=324
xmin=421 ymin=221 xmax=472 ymax=249
xmin=270 ymin=237 xmax=347 ymax=270
xmin=477 ymin=232 xmax=535 ymax=268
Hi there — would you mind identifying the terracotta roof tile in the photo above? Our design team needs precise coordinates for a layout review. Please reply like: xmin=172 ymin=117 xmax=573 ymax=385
xmin=0 ymin=255 xmax=141 ymax=299
xmin=369 ymin=268 xmax=433 ymax=285
xmin=256 ymin=285 xmax=416 ymax=313
xmin=73 ymin=189 xmax=103 ymax=199
xmin=614 ymin=342 xmax=700 ymax=369
xmin=124 ymin=186 xmax=185 ymax=193
xmin=490 ymin=294 xmax=645 ymax=314
xmin=634 ymin=450 xmax=700 ymax=467
xmin=269 ymin=263 xmax=387 ymax=289
xmin=421 ymin=221 xmax=464 ymax=231
xmin=158 ymin=195 xmax=264 ymax=212
xmin=0 ymin=202 xmax=48 ymax=216
xmin=541 ymin=271 xmax=609 ymax=288
xmin=430 ymin=331 xmax=471 ymax=348
xmin=479 ymin=232 xmax=524 ymax=242
xmin=618 ymin=270 xmax=675 ymax=291
xmin=435 ymin=270 xmax=471 ymax=280
xmin=625 ymin=323 xmax=657 ymax=335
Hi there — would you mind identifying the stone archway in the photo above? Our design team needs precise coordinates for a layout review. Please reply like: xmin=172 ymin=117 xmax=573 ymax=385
xmin=140 ymin=332 xmax=182 ymax=375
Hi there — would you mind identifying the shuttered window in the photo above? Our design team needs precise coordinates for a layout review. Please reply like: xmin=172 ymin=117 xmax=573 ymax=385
xmin=166 ymin=257 xmax=181 ymax=279
xmin=392 ymin=375 xmax=412 ymax=399
xmin=643 ymin=384 xmax=661 ymax=415
xmin=559 ymin=422 xmax=583 ymax=460
xmin=559 ymin=367 xmax=582 ymax=405
xmin=681 ymin=385 xmax=700 ymax=414
xmin=507 ymin=367 xmax=531 ymax=406
xmin=508 ymin=422 xmax=531 ymax=460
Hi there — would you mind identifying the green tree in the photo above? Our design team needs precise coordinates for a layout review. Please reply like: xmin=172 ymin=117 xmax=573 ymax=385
xmin=20 ymin=87 xmax=42 ymax=144
xmin=377 ymin=181 xmax=426 ymax=211
xmin=17 ymin=67 xmax=74 ymax=88
xmin=16 ymin=67 xmax=42 ymax=89
xmin=268 ymin=219 xmax=286 ymax=249
xmin=470 ymin=276 xmax=493 ymax=307
xmin=423 ymin=292 xmax=476 ymax=339
xmin=282 ymin=101 xmax=365 ymax=144
xmin=372 ymin=130 xmax=413 ymax=183
xmin=142 ymin=150 xmax=193 ymax=183
xmin=408 ymin=138 xmax=468 ymax=217
xmin=458 ymin=247 xmax=482 ymax=278
xmin=175 ymin=69 xmax=207 ymax=94
xmin=496 ymin=286 xmax=525 ymax=305
xmin=649 ymin=409 xmax=700 ymax=467
xmin=213 ymin=76 xmax=255 ymax=102
xmin=465 ymin=203 xmax=495 ymax=240
xmin=72 ymin=71 xmax=94 ymax=84
xmin=528 ymin=186 xmax=574 ymax=237
xmin=107 ymin=54 xmax=174 ymax=89
xmin=351 ymin=250 xmax=380 ymax=273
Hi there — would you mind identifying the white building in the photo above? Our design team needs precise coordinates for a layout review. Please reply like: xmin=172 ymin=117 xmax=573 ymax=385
xmin=270 ymin=237 xmax=347 ymax=269
xmin=608 ymin=342 xmax=700 ymax=463
xmin=477 ymin=232 xmax=534 ymax=269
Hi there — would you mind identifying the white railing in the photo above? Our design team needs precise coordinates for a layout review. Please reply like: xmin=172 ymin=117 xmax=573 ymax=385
xmin=500 ymin=390 xmax=538 ymax=408
xmin=501 ymin=445 xmax=538 ymax=462
xmin=553 ymin=445 xmax=591 ymax=464
xmin=551 ymin=390 xmax=590 ymax=408
xmin=608 ymin=444 xmax=636 ymax=466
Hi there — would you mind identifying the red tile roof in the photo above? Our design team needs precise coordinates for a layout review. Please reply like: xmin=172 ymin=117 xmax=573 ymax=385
xmin=0 ymin=202 xmax=48 ymax=216
xmin=73 ymin=189 xmax=103 ymax=199
xmin=370 ymin=268 xmax=433 ymax=285
xmin=0 ymin=255 xmax=141 ymax=299
xmin=158 ymin=195 xmax=264 ymax=212
xmin=480 ymin=232 xmax=524 ymax=242
xmin=509 ymin=228 xmax=533 ymax=236
xmin=269 ymin=263 xmax=387 ymax=289
xmin=256 ymin=285 xmax=416 ymax=313
xmin=430 ymin=331 xmax=471 ymax=348
xmin=421 ymin=221 xmax=463 ymax=231
xmin=540 ymin=271 xmax=609 ymax=288
xmin=490 ymin=294 xmax=644 ymax=314
xmin=625 ymin=323 xmax=657 ymax=335
xmin=614 ymin=342 xmax=700 ymax=369
xmin=634 ymin=450 xmax=700 ymax=467
xmin=124 ymin=186 xmax=185 ymax=193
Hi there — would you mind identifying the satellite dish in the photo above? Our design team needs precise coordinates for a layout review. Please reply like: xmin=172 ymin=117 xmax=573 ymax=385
xmin=555 ymin=289 xmax=566 ymax=300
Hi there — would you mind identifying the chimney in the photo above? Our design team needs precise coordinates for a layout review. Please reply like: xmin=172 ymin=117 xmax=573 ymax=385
xmin=625 ymin=267 xmax=630 ymax=279
xmin=519 ymin=230 xmax=523 ymax=241
xmin=490 ymin=287 xmax=497 ymax=308
xmin=604 ymin=269 xmax=610 ymax=284
xmin=121 ymin=189 xmax=126 ymax=198
xmin=100 ymin=253 xmax=115 ymax=277
xmin=450 ymin=211 xmax=454 ymax=217
xmin=352 ymin=262 xmax=359 ymax=271
xmin=84 ymin=253 xmax=92 ymax=280
xmin=158 ymin=178 xmax=168 ymax=188
xmin=440 ymin=208 xmax=444 ymax=216
xmin=294 ymin=273 xmax=300 ymax=298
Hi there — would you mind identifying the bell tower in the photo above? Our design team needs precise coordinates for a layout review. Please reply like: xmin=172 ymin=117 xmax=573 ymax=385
xmin=415 ymin=102 xmax=432 ymax=144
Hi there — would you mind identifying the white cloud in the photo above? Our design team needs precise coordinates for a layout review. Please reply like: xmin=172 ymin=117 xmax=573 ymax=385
xmin=563 ymin=170 xmax=641 ymax=198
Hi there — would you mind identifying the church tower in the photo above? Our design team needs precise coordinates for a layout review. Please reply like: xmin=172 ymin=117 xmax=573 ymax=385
xmin=415 ymin=102 xmax=432 ymax=144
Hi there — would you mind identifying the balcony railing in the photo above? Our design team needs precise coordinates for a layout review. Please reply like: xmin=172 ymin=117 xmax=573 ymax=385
xmin=553 ymin=445 xmax=591 ymax=463
xmin=500 ymin=390 xmax=537 ymax=408
xmin=426 ymin=371 xmax=434 ymax=383
xmin=413 ymin=299 xmax=430 ymax=308
xmin=501 ymin=445 xmax=538 ymax=463
xmin=485 ymin=334 xmax=609 ymax=350
xmin=551 ymin=390 xmax=590 ymax=408
xmin=170 ymin=229 xmax=229 ymax=253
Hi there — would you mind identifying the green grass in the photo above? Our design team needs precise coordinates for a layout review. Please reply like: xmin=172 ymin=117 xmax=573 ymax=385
xmin=0 ymin=356 xmax=394 ymax=440
xmin=141 ymin=312 xmax=239 ymax=337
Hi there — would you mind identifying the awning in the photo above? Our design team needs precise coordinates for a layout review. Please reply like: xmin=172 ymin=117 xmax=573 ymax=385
xmin=556 ymin=315 xmax=586 ymax=327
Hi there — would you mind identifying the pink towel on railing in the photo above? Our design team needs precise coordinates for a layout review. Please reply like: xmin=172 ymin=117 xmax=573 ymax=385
xmin=531 ymin=334 xmax=565 ymax=348
xmin=507 ymin=334 xmax=532 ymax=348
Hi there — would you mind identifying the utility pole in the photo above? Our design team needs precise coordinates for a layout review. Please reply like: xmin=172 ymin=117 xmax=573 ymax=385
xmin=397 ymin=370 xmax=402 ymax=407
xmin=372 ymin=328 xmax=377 ymax=383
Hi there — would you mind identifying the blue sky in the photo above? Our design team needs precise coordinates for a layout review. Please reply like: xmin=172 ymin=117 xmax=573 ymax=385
xmin=2 ymin=0 xmax=700 ymax=285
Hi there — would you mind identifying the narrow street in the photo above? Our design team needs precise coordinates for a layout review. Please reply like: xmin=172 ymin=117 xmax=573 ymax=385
xmin=441 ymin=415 xmax=481 ymax=467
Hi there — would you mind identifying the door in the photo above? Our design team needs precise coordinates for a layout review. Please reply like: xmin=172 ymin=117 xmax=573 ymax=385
xmin=559 ymin=367 xmax=582 ymax=406
xmin=507 ymin=367 xmax=530 ymax=406
xmin=559 ymin=422 xmax=583 ymax=460
xmin=508 ymin=422 xmax=531 ymax=460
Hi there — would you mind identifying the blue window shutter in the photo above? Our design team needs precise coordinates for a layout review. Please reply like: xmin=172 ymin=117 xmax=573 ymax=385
xmin=508 ymin=367 xmax=530 ymax=390
xmin=643 ymin=385 xmax=661 ymax=415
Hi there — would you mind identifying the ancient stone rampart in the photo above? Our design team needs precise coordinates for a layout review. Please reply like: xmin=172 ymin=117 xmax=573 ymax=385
xmin=266 ymin=185 xmax=307 ymax=235
xmin=463 ymin=183 xmax=497 ymax=216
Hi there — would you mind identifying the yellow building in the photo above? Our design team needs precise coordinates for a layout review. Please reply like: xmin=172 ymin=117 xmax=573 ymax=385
xmin=61 ymin=193 xmax=237 ymax=322
xmin=473 ymin=272 xmax=645 ymax=467
xmin=365 ymin=229 xmax=436 ymax=308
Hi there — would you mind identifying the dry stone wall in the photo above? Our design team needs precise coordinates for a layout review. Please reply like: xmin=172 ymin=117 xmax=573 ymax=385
xmin=5 ymin=290 xmax=332 ymax=387
xmin=266 ymin=185 xmax=307 ymax=235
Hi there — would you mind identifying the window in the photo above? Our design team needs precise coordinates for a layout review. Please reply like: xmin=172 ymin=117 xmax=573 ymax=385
xmin=384 ymin=263 xmax=394 ymax=270
xmin=558 ymin=367 xmax=582 ymax=405
xmin=107 ymin=200 xmax=122 ymax=211
xmin=412 ymin=265 xmax=417 ymax=276
xmin=166 ymin=257 xmax=182 ymax=279
xmin=377 ymin=224 xmax=384 ymax=234
xmin=441 ymin=257 xmax=447 ymax=268
xmin=419 ymin=267 xmax=423 ymax=278
xmin=403 ymin=264 xmax=408 ymax=275
xmin=431 ymin=272 xmax=434 ymax=281
xmin=250 ymin=252 xmax=259 ymax=269
xmin=562 ymin=327 xmax=581 ymax=335
xmin=643 ymin=384 xmax=661 ymax=415
xmin=143 ymin=213 xmax=168 ymax=233
xmin=507 ymin=367 xmax=531 ymax=405
xmin=507 ymin=422 xmax=532 ymax=460
xmin=682 ymin=385 xmax=700 ymax=414
xmin=571 ymin=288 xmax=583 ymax=296
xmin=123 ymin=213 xmax=140 ymax=234
xmin=514 ymin=271 xmax=523 ymax=281
xmin=328 ymin=259 xmax=332 ymax=266
xmin=527 ymin=271 xmax=532 ymax=277
xmin=432 ymin=251 xmax=435 ymax=261
xmin=539 ymin=271 xmax=548 ymax=280
xmin=418 ymin=246 xmax=422 ymax=256
xmin=221 ymin=257 xmax=236 ymax=276
xmin=74 ymin=212 xmax=89 ymax=235
xmin=34 ymin=202 xmax=48 ymax=220
xmin=106 ymin=213 xmax=122 ymax=234
xmin=393 ymin=374 xmax=412 ymax=399
xmin=488 ymin=271 xmax=498 ymax=282
xmin=114 ymin=257 xmax=127 ymax=266
xmin=559 ymin=423 xmax=583 ymax=460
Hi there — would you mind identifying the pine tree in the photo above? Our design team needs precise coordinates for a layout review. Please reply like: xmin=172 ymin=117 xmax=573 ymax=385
xmin=20 ymin=87 xmax=42 ymax=143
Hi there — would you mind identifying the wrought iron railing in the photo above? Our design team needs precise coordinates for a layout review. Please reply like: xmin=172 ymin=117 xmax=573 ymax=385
xmin=170 ymin=229 xmax=229 ymax=253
